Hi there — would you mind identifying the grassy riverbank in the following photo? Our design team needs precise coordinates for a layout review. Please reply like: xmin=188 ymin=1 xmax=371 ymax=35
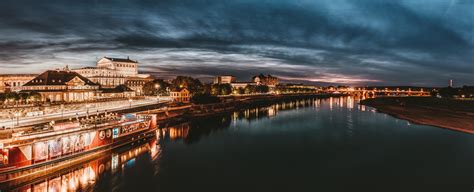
xmin=361 ymin=97 xmax=474 ymax=134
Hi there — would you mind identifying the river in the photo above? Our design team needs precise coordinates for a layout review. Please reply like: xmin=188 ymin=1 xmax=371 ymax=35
xmin=7 ymin=97 xmax=474 ymax=192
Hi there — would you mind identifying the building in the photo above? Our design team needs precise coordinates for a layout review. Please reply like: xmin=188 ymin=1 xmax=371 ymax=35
xmin=21 ymin=69 xmax=99 ymax=103
xmin=73 ymin=57 xmax=153 ymax=95
xmin=252 ymin=74 xmax=279 ymax=87
xmin=0 ymin=74 xmax=37 ymax=93
xmin=96 ymin=57 xmax=138 ymax=77
xmin=125 ymin=76 xmax=154 ymax=95
xmin=214 ymin=75 xmax=236 ymax=84
xmin=283 ymin=83 xmax=321 ymax=90
xmin=169 ymin=88 xmax=190 ymax=103
xmin=230 ymin=82 xmax=257 ymax=89
xmin=72 ymin=67 xmax=126 ymax=88
xmin=98 ymin=85 xmax=136 ymax=99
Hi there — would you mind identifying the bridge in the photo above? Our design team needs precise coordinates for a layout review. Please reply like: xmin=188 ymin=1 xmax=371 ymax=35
xmin=332 ymin=88 xmax=431 ymax=97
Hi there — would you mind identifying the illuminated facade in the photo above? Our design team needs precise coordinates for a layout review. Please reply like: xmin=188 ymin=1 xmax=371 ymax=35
xmin=0 ymin=114 xmax=154 ymax=182
xmin=213 ymin=75 xmax=236 ymax=84
xmin=230 ymin=82 xmax=257 ymax=89
xmin=170 ymin=88 xmax=190 ymax=103
xmin=96 ymin=57 xmax=138 ymax=77
xmin=0 ymin=74 xmax=37 ymax=93
xmin=73 ymin=57 xmax=153 ymax=94
xmin=72 ymin=67 xmax=126 ymax=88
xmin=21 ymin=70 xmax=99 ymax=102
xmin=252 ymin=74 xmax=279 ymax=87
xmin=125 ymin=76 xmax=154 ymax=95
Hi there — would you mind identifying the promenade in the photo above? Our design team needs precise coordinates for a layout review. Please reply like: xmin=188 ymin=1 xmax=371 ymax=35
xmin=0 ymin=98 xmax=161 ymax=129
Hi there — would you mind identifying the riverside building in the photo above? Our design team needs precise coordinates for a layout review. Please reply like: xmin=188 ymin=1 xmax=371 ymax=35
xmin=21 ymin=69 xmax=99 ymax=103
xmin=170 ymin=88 xmax=190 ymax=103
xmin=73 ymin=57 xmax=153 ymax=95
xmin=0 ymin=74 xmax=37 ymax=93
xmin=213 ymin=75 xmax=236 ymax=84
xmin=252 ymin=74 xmax=279 ymax=87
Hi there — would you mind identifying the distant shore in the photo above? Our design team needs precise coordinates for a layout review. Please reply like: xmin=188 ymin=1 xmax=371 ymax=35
xmin=361 ymin=97 xmax=474 ymax=134
xmin=189 ymin=93 xmax=344 ymax=117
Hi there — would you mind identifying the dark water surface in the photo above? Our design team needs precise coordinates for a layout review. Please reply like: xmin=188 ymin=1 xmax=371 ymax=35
xmin=11 ymin=97 xmax=474 ymax=192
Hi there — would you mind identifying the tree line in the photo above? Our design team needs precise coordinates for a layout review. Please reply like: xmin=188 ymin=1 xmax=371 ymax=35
xmin=0 ymin=91 xmax=42 ymax=105
xmin=433 ymin=86 xmax=474 ymax=98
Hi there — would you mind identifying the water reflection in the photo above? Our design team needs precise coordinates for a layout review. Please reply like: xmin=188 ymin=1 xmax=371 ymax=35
xmin=6 ymin=96 xmax=366 ymax=191
xmin=156 ymin=96 xmax=366 ymax=145
xmin=8 ymin=138 xmax=160 ymax=192
xmin=7 ymin=96 xmax=470 ymax=192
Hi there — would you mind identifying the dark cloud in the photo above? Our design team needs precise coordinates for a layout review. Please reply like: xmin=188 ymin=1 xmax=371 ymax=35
xmin=0 ymin=0 xmax=473 ymax=86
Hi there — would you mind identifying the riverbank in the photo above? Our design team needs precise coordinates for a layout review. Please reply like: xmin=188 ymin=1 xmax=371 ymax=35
xmin=189 ymin=93 xmax=343 ymax=117
xmin=360 ymin=97 xmax=474 ymax=134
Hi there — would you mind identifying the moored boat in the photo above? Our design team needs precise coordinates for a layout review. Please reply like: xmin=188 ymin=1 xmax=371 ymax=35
xmin=0 ymin=113 xmax=157 ymax=184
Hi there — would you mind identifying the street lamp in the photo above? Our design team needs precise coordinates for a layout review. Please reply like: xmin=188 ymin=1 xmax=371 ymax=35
xmin=155 ymin=84 xmax=161 ymax=103
xmin=10 ymin=115 xmax=14 ymax=129
xmin=86 ymin=104 xmax=91 ymax=118
xmin=155 ymin=84 xmax=160 ymax=89
xmin=60 ymin=103 xmax=64 ymax=118
xmin=14 ymin=112 xmax=20 ymax=126
xmin=128 ymin=99 xmax=133 ymax=109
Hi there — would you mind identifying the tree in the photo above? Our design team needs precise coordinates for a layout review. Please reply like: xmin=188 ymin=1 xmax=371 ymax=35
xmin=438 ymin=87 xmax=459 ymax=98
xmin=220 ymin=84 xmax=232 ymax=95
xmin=235 ymin=87 xmax=245 ymax=94
xmin=275 ymin=85 xmax=315 ymax=94
xmin=28 ymin=91 xmax=42 ymax=102
xmin=171 ymin=76 xmax=203 ymax=94
xmin=255 ymin=85 xmax=269 ymax=93
xmin=142 ymin=79 xmax=170 ymax=96
xmin=5 ymin=92 xmax=19 ymax=102
xmin=0 ymin=93 xmax=6 ymax=103
xmin=244 ymin=85 xmax=255 ymax=94
xmin=191 ymin=93 xmax=221 ymax=104
xmin=19 ymin=92 xmax=29 ymax=102
xmin=202 ymin=83 xmax=212 ymax=95
xmin=460 ymin=86 xmax=474 ymax=98
xmin=211 ymin=83 xmax=232 ymax=95
xmin=211 ymin=84 xmax=220 ymax=95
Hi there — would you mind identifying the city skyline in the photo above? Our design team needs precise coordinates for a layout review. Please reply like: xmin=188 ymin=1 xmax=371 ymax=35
xmin=0 ymin=1 xmax=473 ymax=191
xmin=1 ymin=0 xmax=473 ymax=86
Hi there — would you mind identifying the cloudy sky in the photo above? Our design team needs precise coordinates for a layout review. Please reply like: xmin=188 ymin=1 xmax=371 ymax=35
xmin=0 ymin=0 xmax=473 ymax=86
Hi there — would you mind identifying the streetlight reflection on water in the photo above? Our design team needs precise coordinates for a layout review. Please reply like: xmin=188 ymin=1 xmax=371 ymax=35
xmin=7 ymin=96 xmax=368 ymax=192
xmin=9 ymin=138 xmax=162 ymax=192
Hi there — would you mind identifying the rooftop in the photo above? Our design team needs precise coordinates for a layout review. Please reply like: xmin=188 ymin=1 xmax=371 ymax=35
xmin=100 ymin=85 xmax=134 ymax=93
xmin=0 ymin=74 xmax=38 ymax=77
xmin=104 ymin=56 xmax=138 ymax=63
xmin=23 ymin=70 xmax=98 ymax=86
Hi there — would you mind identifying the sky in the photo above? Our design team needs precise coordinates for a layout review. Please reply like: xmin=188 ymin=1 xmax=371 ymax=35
xmin=0 ymin=0 xmax=473 ymax=86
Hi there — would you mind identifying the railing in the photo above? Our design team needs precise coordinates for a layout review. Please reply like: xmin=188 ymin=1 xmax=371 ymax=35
xmin=0 ymin=116 xmax=149 ymax=147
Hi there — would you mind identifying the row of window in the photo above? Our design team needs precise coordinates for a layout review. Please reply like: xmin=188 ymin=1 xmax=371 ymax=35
xmin=2 ymin=81 xmax=28 ymax=87
xmin=170 ymin=92 xmax=189 ymax=97
xmin=31 ymin=79 xmax=44 ymax=83
xmin=116 ymin=63 xmax=136 ymax=68
xmin=127 ymin=81 xmax=146 ymax=86
xmin=78 ymin=70 xmax=125 ymax=77
xmin=22 ymin=85 xmax=97 ymax=90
